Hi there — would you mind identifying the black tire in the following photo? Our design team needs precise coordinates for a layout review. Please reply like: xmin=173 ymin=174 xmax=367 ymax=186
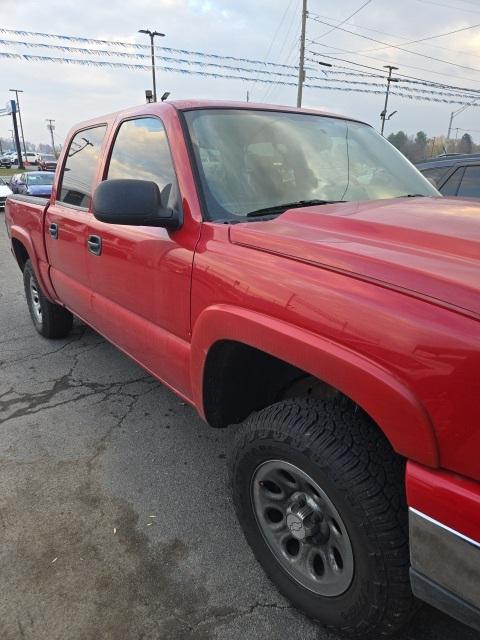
xmin=23 ymin=260 xmax=73 ymax=339
xmin=229 ymin=397 xmax=416 ymax=638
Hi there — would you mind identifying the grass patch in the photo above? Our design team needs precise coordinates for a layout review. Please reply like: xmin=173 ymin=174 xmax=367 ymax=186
xmin=0 ymin=167 xmax=37 ymax=177
xmin=0 ymin=167 xmax=19 ymax=176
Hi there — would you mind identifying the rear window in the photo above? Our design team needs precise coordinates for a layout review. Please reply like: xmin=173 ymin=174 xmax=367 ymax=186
xmin=27 ymin=173 xmax=54 ymax=185
xmin=58 ymin=125 xmax=107 ymax=209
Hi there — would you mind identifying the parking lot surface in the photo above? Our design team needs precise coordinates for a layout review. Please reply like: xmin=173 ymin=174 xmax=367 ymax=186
xmin=0 ymin=215 xmax=477 ymax=640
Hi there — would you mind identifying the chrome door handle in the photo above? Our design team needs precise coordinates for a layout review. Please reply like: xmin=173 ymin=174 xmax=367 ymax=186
xmin=87 ymin=235 xmax=102 ymax=256
xmin=49 ymin=222 xmax=58 ymax=239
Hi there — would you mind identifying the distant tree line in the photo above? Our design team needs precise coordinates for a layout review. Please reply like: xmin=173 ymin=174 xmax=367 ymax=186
xmin=0 ymin=136 xmax=55 ymax=155
xmin=387 ymin=130 xmax=479 ymax=163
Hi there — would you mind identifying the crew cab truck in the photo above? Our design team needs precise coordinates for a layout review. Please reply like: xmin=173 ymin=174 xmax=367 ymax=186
xmin=4 ymin=100 xmax=480 ymax=637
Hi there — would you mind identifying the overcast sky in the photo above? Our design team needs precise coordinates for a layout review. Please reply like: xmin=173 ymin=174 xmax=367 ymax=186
xmin=1 ymin=0 xmax=480 ymax=147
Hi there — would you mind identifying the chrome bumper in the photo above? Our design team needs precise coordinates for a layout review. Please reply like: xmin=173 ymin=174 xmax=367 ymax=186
xmin=409 ymin=508 xmax=480 ymax=631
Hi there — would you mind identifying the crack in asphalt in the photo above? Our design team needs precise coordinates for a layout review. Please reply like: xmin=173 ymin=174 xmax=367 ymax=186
xmin=0 ymin=328 xmax=100 ymax=367
xmin=157 ymin=601 xmax=294 ymax=636
xmin=1 ymin=324 xmax=156 ymax=426
xmin=86 ymin=381 xmax=159 ymax=467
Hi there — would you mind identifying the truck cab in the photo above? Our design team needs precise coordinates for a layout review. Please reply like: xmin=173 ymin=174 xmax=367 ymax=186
xmin=4 ymin=100 xmax=480 ymax=637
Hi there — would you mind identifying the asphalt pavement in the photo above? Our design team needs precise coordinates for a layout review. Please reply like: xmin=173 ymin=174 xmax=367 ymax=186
xmin=0 ymin=213 xmax=477 ymax=640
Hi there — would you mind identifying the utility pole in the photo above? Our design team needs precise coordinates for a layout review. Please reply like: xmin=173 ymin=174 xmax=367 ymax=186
xmin=447 ymin=104 xmax=473 ymax=146
xmin=46 ymin=119 xmax=57 ymax=157
xmin=297 ymin=0 xmax=307 ymax=108
xmin=139 ymin=29 xmax=165 ymax=102
xmin=10 ymin=102 xmax=24 ymax=169
xmin=380 ymin=65 xmax=398 ymax=136
xmin=9 ymin=89 xmax=27 ymax=160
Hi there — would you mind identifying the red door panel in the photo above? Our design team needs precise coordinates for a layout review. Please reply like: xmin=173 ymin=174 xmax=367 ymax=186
xmin=44 ymin=204 xmax=91 ymax=319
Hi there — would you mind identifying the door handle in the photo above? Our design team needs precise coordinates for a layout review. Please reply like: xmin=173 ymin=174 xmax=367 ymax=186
xmin=49 ymin=222 xmax=58 ymax=239
xmin=87 ymin=234 xmax=102 ymax=256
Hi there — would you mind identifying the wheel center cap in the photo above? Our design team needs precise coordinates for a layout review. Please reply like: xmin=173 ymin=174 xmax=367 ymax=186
xmin=286 ymin=497 xmax=321 ymax=541
xmin=286 ymin=513 xmax=307 ymax=540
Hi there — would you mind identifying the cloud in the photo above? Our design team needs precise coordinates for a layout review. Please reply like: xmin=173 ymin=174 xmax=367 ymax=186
xmin=1 ymin=0 xmax=480 ymax=146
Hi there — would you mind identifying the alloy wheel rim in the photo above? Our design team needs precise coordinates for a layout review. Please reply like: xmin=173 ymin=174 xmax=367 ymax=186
xmin=251 ymin=459 xmax=354 ymax=596
xmin=29 ymin=278 xmax=42 ymax=324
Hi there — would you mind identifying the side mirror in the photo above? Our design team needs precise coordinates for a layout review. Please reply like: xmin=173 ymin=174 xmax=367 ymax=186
xmin=92 ymin=179 xmax=182 ymax=230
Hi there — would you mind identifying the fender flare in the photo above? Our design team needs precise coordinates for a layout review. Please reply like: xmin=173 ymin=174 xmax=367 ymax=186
xmin=191 ymin=304 xmax=439 ymax=467
xmin=9 ymin=226 xmax=57 ymax=301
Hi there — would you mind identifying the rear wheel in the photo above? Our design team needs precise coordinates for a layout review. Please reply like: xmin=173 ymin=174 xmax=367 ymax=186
xmin=229 ymin=397 xmax=416 ymax=637
xmin=23 ymin=260 xmax=73 ymax=339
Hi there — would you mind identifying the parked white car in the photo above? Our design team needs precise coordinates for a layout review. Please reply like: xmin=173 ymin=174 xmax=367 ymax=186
xmin=0 ymin=177 xmax=13 ymax=210
xmin=11 ymin=152 xmax=40 ymax=166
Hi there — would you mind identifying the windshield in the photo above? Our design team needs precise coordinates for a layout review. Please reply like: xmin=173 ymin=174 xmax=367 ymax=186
xmin=42 ymin=155 xmax=56 ymax=161
xmin=184 ymin=109 xmax=438 ymax=220
xmin=27 ymin=173 xmax=54 ymax=186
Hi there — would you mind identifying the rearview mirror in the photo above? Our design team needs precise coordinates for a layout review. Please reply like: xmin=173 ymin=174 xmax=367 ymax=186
xmin=92 ymin=179 xmax=182 ymax=230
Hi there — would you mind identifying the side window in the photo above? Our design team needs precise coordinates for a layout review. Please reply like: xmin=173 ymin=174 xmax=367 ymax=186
xmin=58 ymin=125 xmax=107 ymax=209
xmin=107 ymin=117 xmax=179 ymax=210
xmin=457 ymin=165 xmax=480 ymax=198
xmin=420 ymin=166 xmax=448 ymax=186
xmin=440 ymin=167 xmax=464 ymax=196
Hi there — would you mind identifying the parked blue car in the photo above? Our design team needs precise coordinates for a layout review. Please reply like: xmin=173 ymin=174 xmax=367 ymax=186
xmin=10 ymin=171 xmax=54 ymax=198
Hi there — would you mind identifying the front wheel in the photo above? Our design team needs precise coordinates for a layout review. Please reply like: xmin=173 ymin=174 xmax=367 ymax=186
xmin=229 ymin=397 xmax=416 ymax=638
xmin=23 ymin=260 xmax=73 ymax=338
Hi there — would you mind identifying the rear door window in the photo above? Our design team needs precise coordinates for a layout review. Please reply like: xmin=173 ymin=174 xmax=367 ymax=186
xmin=58 ymin=125 xmax=107 ymax=209
xmin=457 ymin=165 xmax=480 ymax=198
xmin=106 ymin=116 xmax=180 ymax=211
xmin=440 ymin=167 xmax=464 ymax=196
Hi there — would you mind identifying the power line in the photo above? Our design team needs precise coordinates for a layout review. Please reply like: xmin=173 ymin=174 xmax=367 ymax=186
xmin=262 ymin=35 xmax=300 ymax=102
xmin=0 ymin=37 xmax=316 ymax=81
xmin=0 ymin=28 xmax=299 ymax=70
xmin=249 ymin=0 xmax=295 ymax=96
xmin=308 ymin=42 xmax=480 ymax=86
xmin=356 ymin=20 xmax=480 ymax=54
xmin=262 ymin=0 xmax=294 ymax=62
xmin=308 ymin=11 xmax=480 ymax=61
xmin=262 ymin=4 xmax=301 ymax=102
xmin=308 ymin=50 xmax=480 ymax=97
xmin=412 ymin=0 xmax=480 ymax=14
xmin=313 ymin=0 xmax=372 ymax=41
xmin=308 ymin=15 xmax=480 ymax=74
xmin=3 ymin=50 xmax=480 ymax=106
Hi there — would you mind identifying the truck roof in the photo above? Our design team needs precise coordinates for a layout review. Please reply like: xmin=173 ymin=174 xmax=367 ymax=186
xmin=67 ymin=99 xmax=367 ymax=133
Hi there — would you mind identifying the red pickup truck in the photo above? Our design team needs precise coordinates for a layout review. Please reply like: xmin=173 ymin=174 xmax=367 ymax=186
xmin=4 ymin=100 xmax=480 ymax=637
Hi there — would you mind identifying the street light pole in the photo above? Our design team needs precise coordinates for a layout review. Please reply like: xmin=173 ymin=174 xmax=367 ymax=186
xmin=139 ymin=29 xmax=165 ymax=102
xmin=447 ymin=103 xmax=474 ymax=142
xmin=380 ymin=65 xmax=398 ymax=136
xmin=46 ymin=119 xmax=57 ymax=157
xmin=9 ymin=89 xmax=27 ymax=160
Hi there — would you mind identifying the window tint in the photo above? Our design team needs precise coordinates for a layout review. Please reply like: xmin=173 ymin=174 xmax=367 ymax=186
xmin=107 ymin=117 xmax=179 ymax=209
xmin=59 ymin=125 xmax=107 ymax=208
xmin=420 ymin=166 xmax=449 ymax=186
xmin=440 ymin=167 xmax=464 ymax=196
xmin=184 ymin=109 xmax=437 ymax=220
xmin=457 ymin=165 xmax=480 ymax=198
